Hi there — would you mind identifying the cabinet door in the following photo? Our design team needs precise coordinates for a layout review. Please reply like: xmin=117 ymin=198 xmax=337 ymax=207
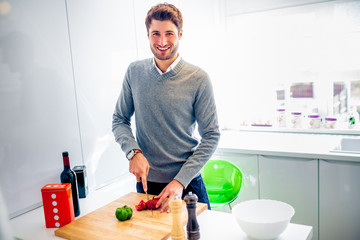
xmin=0 ymin=0 xmax=82 ymax=218
xmin=259 ymin=156 xmax=318 ymax=240
xmin=66 ymin=0 xmax=138 ymax=189
xmin=320 ymin=160 xmax=360 ymax=240
xmin=211 ymin=151 xmax=259 ymax=212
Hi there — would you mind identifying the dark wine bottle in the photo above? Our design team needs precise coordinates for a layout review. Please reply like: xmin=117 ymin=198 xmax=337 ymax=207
xmin=60 ymin=151 xmax=80 ymax=217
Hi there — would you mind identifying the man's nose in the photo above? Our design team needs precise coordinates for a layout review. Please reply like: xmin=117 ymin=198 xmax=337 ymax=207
xmin=159 ymin=34 xmax=167 ymax=46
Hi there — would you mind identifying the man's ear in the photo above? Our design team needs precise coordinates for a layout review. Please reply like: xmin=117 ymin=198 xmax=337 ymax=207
xmin=178 ymin=29 xmax=183 ymax=40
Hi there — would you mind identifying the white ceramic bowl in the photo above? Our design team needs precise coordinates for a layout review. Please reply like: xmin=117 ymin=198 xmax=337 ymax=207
xmin=232 ymin=199 xmax=295 ymax=240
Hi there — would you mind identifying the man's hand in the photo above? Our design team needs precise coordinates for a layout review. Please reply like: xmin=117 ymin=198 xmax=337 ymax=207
xmin=129 ymin=153 xmax=149 ymax=192
xmin=156 ymin=180 xmax=184 ymax=213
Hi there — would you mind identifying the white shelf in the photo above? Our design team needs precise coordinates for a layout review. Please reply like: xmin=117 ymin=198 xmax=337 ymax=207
xmin=233 ymin=126 xmax=360 ymax=135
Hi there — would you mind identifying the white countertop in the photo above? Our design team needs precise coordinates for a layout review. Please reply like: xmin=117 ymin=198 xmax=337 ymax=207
xmin=10 ymin=175 xmax=312 ymax=240
xmin=197 ymin=210 xmax=312 ymax=240
xmin=217 ymin=130 xmax=360 ymax=162
xmin=10 ymin=175 xmax=136 ymax=240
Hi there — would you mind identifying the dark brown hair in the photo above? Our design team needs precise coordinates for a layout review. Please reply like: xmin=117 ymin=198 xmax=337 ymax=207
xmin=145 ymin=3 xmax=183 ymax=33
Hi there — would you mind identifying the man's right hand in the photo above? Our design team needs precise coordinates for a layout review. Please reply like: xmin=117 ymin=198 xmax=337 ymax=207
xmin=129 ymin=153 xmax=150 ymax=192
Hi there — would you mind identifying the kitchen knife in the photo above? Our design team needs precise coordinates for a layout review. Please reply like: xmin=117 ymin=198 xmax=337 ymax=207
xmin=146 ymin=191 xmax=153 ymax=216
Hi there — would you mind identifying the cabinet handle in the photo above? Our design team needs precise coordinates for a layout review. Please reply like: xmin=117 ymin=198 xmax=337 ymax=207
xmin=259 ymin=155 xmax=317 ymax=162
xmin=321 ymin=159 xmax=360 ymax=166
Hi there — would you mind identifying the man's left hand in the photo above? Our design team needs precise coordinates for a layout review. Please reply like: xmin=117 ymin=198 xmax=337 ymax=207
xmin=155 ymin=179 xmax=184 ymax=213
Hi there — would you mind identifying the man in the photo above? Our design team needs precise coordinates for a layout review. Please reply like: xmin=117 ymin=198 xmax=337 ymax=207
xmin=112 ymin=3 xmax=220 ymax=212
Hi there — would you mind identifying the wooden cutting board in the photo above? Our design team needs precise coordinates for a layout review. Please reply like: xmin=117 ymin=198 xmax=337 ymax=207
xmin=55 ymin=192 xmax=208 ymax=240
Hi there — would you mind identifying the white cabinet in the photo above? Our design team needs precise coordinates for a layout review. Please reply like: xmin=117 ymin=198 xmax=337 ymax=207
xmin=210 ymin=149 xmax=360 ymax=240
xmin=319 ymin=160 xmax=360 ymax=240
xmin=259 ymin=156 xmax=318 ymax=240
xmin=66 ymin=0 xmax=138 ymax=189
xmin=0 ymin=0 xmax=82 ymax=218
xmin=211 ymin=151 xmax=259 ymax=212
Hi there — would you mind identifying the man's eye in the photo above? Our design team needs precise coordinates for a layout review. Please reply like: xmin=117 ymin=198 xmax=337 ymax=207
xmin=152 ymin=33 xmax=160 ymax=36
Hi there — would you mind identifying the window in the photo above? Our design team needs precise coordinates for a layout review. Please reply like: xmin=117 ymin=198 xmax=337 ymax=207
xmin=220 ymin=0 xmax=360 ymax=131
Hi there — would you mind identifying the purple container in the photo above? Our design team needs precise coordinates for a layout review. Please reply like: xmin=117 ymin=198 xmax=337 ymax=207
xmin=325 ymin=117 xmax=337 ymax=129
xmin=325 ymin=117 xmax=337 ymax=121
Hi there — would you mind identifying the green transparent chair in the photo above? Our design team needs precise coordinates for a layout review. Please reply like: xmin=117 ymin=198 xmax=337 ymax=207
xmin=201 ymin=159 xmax=243 ymax=209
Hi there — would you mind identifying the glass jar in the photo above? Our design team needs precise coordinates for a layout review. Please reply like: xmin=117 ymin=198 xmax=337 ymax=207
xmin=276 ymin=109 xmax=286 ymax=127
xmin=291 ymin=112 xmax=302 ymax=128
xmin=325 ymin=117 xmax=337 ymax=129
xmin=308 ymin=115 xmax=321 ymax=129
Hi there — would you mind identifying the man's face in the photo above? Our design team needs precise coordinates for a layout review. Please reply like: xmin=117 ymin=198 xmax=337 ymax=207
xmin=148 ymin=20 xmax=182 ymax=62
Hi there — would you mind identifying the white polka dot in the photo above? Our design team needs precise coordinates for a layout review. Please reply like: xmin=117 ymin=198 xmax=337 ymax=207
xmin=53 ymin=208 xmax=58 ymax=213
xmin=55 ymin=222 xmax=60 ymax=227
xmin=52 ymin=201 xmax=57 ymax=206
xmin=54 ymin=185 xmax=59 ymax=187
xmin=46 ymin=185 xmax=51 ymax=187
xmin=51 ymin=194 xmax=56 ymax=199
xmin=54 ymin=215 xmax=59 ymax=220
xmin=61 ymin=185 xmax=66 ymax=187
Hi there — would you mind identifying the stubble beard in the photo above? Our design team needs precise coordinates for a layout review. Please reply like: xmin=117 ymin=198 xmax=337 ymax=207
xmin=150 ymin=43 xmax=179 ymax=61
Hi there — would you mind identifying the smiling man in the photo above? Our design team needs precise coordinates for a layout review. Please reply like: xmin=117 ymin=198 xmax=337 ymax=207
xmin=148 ymin=19 xmax=180 ymax=64
xmin=112 ymin=3 xmax=220 ymax=212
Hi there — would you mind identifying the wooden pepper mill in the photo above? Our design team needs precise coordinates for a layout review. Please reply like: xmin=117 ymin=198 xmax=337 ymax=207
xmin=184 ymin=192 xmax=200 ymax=240
xmin=170 ymin=196 xmax=186 ymax=240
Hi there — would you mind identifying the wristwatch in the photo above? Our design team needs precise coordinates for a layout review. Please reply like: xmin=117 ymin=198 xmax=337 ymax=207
xmin=126 ymin=149 xmax=142 ymax=160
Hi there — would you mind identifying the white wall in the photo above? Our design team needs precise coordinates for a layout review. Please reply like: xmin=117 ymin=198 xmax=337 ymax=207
xmin=225 ymin=0 xmax=332 ymax=15
xmin=0 ymin=0 xmax=224 ymax=218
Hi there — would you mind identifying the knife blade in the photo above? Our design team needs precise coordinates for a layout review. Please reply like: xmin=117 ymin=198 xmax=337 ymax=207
xmin=146 ymin=191 xmax=153 ymax=216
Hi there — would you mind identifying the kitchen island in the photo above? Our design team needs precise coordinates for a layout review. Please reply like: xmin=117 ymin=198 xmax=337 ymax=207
xmin=9 ymin=130 xmax=358 ymax=240
xmin=10 ymin=174 xmax=312 ymax=240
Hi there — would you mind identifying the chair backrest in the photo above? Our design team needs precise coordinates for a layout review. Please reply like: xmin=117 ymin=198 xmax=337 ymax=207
xmin=201 ymin=159 xmax=243 ymax=208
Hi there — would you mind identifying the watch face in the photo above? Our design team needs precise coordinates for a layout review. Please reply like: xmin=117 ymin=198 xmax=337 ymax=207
xmin=127 ymin=150 xmax=135 ymax=160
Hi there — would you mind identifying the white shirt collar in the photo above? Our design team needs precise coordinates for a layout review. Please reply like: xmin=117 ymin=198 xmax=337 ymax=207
xmin=153 ymin=54 xmax=182 ymax=75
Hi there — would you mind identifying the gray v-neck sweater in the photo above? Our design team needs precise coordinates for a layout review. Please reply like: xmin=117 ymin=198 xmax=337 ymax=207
xmin=112 ymin=58 xmax=220 ymax=188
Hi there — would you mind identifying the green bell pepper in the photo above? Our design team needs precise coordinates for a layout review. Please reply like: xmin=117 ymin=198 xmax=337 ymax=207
xmin=115 ymin=205 xmax=133 ymax=221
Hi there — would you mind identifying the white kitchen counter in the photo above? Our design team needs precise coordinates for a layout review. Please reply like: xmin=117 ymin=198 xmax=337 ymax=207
xmin=217 ymin=130 xmax=360 ymax=162
xmin=10 ymin=175 xmax=136 ymax=240
xmin=10 ymin=175 xmax=312 ymax=240
xmin=197 ymin=210 xmax=312 ymax=240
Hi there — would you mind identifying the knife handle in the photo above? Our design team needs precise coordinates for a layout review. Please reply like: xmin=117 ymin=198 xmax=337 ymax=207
xmin=169 ymin=197 xmax=185 ymax=240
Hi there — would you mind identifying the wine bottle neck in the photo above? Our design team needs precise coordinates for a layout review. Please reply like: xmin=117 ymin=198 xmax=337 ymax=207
xmin=63 ymin=156 xmax=70 ymax=169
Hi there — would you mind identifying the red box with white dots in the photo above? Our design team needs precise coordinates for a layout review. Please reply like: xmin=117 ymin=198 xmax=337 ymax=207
xmin=41 ymin=183 xmax=75 ymax=228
